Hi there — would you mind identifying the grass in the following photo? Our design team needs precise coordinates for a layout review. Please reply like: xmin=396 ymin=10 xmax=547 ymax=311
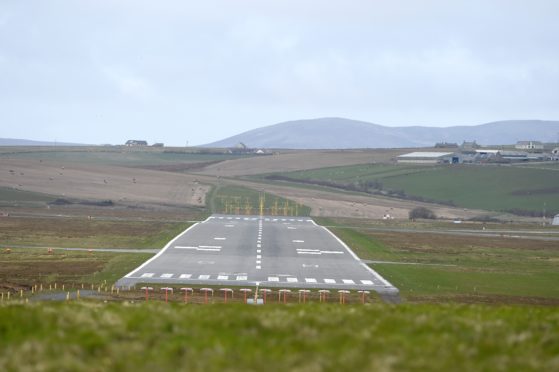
xmin=0 ymin=248 xmax=153 ymax=287
xmin=0 ymin=217 xmax=190 ymax=249
xmin=0 ymin=302 xmax=558 ymax=371
xmin=209 ymin=184 xmax=311 ymax=216
xmin=0 ymin=147 xmax=255 ymax=167
xmin=328 ymin=226 xmax=559 ymax=303
xmin=0 ymin=187 xmax=56 ymax=207
xmin=271 ymin=163 xmax=559 ymax=213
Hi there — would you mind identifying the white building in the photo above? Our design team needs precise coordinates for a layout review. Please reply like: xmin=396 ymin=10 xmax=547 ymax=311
xmin=553 ymin=214 xmax=559 ymax=226
xmin=397 ymin=152 xmax=461 ymax=164
xmin=515 ymin=141 xmax=544 ymax=150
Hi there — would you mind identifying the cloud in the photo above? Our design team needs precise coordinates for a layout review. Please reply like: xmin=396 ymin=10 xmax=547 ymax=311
xmin=102 ymin=68 xmax=152 ymax=100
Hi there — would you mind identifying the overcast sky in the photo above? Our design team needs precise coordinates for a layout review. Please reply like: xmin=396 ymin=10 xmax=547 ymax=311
xmin=1 ymin=1 xmax=558 ymax=145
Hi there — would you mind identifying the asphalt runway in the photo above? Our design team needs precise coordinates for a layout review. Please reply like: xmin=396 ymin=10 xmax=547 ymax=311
xmin=117 ymin=214 xmax=398 ymax=294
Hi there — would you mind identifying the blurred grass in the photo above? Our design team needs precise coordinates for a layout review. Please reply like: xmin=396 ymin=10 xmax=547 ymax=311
xmin=0 ymin=302 xmax=557 ymax=371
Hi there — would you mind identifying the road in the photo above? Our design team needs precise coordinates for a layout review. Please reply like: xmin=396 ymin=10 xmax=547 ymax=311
xmin=116 ymin=214 xmax=398 ymax=295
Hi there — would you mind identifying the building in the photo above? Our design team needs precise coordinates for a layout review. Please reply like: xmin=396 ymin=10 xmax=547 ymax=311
xmin=152 ymin=143 xmax=164 ymax=147
xmin=515 ymin=141 xmax=544 ymax=150
xmin=125 ymin=140 xmax=148 ymax=146
xmin=435 ymin=142 xmax=458 ymax=148
xmin=498 ymin=151 xmax=529 ymax=161
xmin=553 ymin=214 xmax=559 ymax=226
xmin=461 ymin=141 xmax=480 ymax=151
xmin=397 ymin=152 xmax=461 ymax=164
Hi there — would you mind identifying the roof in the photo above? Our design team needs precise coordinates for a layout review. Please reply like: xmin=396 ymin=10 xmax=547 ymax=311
xmin=398 ymin=152 xmax=454 ymax=158
xmin=475 ymin=149 xmax=501 ymax=154
xmin=517 ymin=140 xmax=543 ymax=144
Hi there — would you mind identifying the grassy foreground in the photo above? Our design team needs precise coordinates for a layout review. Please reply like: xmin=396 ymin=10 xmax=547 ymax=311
xmin=0 ymin=302 xmax=558 ymax=371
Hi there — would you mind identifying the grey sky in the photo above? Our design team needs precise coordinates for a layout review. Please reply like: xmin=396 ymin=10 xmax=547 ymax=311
xmin=1 ymin=0 xmax=558 ymax=145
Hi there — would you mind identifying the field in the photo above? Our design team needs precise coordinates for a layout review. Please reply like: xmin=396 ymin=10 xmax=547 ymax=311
xmin=0 ymin=248 xmax=152 ymax=289
xmin=0 ymin=302 xmax=558 ymax=371
xmin=324 ymin=221 xmax=559 ymax=304
xmin=269 ymin=163 xmax=559 ymax=214
xmin=0 ymin=217 xmax=191 ymax=249
xmin=0 ymin=147 xmax=255 ymax=167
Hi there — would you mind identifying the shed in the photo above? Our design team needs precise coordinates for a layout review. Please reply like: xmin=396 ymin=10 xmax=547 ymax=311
xmin=553 ymin=214 xmax=559 ymax=226
xmin=397 ymin=152 xmax=460 ymax=164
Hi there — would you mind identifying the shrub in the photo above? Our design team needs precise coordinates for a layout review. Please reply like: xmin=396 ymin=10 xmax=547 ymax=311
xmin=409 ymin=207 xmax=437 ymax=220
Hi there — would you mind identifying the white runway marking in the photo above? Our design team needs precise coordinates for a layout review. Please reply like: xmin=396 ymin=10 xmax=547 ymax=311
xmin=321 ymin=250 xmax=344 ymax=254
xmin=256 ymin=249 xmax=261 ymax=253
xmin=256 ymin=265 xmax=261 ymax=269
xmin=217 ymin=275 xmax=229 ymax=280
xmin=287 ymin=277 xmax=298 ymax=283
xmin=305 ymin=278 xmax=317 ymax=283
xmin=292 ymin=240 xmax=305 ymax=243
xmin=342 ymin=279 xmax=355 ymax=284
xmin=198 ymin=274 xmax=210 ymax=280
xmin=225 ymin=224 xmax=235 ymax=227
xmin=288 ymin=227 xmax=297 ymax=230
xmin=161 ymin=273 xmax=173 ymax=278
xmin=268 ymin=276 xmax=279 ymax=282
xmin=179 ymin=274 xmax=192 ymax=279
xmin=236 ymin=275 xmax=248 ymax=281
xmin=256 ymin=255 xmax=262 ymax=259
xmin=175 ymin=246 xmax=222 ymax=252
xmin=360 ymin=280 xmax=374 ymax=285
xmin=324 ymin=279 xmax=336 ymax=284
xmin=256 ymin=260 xmax=261 ymax=264
xmin=214 ymin=237 xmax=226 ymax=240
xmin=141 ymin=273 xmax=154 ymax=278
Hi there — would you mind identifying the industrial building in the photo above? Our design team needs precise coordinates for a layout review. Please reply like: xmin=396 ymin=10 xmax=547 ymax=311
xmin=397 ymin=152 xmax=461 ymax=164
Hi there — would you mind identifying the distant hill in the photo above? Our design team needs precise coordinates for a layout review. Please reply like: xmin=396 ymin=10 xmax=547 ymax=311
xmin=205 ymin=118 xmax=559 ymax=149
xmin=0 ymin=138 xmax=87 ymax=146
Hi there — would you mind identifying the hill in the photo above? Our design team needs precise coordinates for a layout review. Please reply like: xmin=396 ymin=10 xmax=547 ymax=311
xmin=205 ymin=118 xmax=559 ymax=149
xmin=0 ymin=138 xmax=86 ymax=146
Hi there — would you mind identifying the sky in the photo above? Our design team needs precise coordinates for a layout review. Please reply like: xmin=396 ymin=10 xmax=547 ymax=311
xmin=1 ymin=0 xmax=558 ymax=146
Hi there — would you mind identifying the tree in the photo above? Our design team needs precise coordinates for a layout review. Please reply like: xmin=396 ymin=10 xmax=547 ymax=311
xmin=409 ymin=207 xmax=437 ymax=220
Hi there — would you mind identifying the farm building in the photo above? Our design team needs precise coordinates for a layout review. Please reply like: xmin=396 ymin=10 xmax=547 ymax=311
xmin=125 ymin=140 xmax=148 ymax=146
xmin=515 ymin=141 xmax=544 ymax=150
xmin=397 ymin=152 xmax=461 ymax=164
xmin=553 ymin=214 xmax=559 ymax=226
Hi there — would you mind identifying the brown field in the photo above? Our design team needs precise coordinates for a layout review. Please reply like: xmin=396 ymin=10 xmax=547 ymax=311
xmin=195 ymin=149 xmax=410 ymax=177
xmin=0 ymin=158 xmax=211 ymax=208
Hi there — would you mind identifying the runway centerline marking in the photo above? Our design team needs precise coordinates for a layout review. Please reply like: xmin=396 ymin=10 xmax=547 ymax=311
xmin=292 ymin=240 xmax=305 ymax=243
xmin=214 ymin=237 xmax=226 ymax=240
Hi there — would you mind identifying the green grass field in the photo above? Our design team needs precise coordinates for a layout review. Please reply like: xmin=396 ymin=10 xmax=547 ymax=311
xmin=0 ymin=302 xmax=557 ymax=371
xmin=209 ymin=184 xmax=311 ymax=216
xmin=271 ymin=163 xmax=559 ymax=213
xmin=0 ymin=148 xmax=254 ymax=167
xmin=328 ymin=225 xmax=559 ymax=303
xmin=0 ymin=187 xmax=56 ymax=207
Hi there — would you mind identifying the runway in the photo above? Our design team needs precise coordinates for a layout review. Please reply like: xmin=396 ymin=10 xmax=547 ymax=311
xmin=117 ymin=214 xmax=398 ymax=294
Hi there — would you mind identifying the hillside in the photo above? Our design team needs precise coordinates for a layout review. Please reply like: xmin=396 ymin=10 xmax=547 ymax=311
xmin=205 ymin=118 xmax=559 ymax=149
xmin=0 ymin=138 xmax=86 ymax=146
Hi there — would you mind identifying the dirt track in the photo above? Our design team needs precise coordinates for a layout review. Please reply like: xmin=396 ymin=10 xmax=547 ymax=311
xmin=0 ymin=158 xmax=210 ymax=207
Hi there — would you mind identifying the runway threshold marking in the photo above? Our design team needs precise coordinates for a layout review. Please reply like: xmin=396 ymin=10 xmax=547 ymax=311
xmin=141 ymin=273 xmax=154 ymax=278
xmin=179 ymin=274 xmax=192 ymax=279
